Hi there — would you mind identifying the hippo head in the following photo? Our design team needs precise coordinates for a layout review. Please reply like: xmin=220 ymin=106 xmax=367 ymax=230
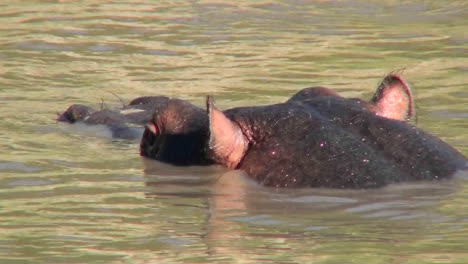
xmin=56 ymin=104 xmax=95 ymax=123
xmin=206 ymin=74 xmax=466 ymax=188
xmin=140 ymin=97 xmax=212 ymax=166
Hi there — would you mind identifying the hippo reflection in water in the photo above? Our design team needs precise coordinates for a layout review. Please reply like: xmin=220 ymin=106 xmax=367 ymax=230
xmin=58 ymin=74 xmax=467 ymax=188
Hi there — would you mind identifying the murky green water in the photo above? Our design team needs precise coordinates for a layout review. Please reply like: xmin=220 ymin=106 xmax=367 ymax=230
xmin=1 ymin=1 xmax=467 ymax=263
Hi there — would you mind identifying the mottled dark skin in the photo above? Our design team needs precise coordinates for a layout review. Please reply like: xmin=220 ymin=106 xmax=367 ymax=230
xmin=219 ymin=101 xmax=465 ymax=188
xmin=207 ymin=75 xmax=466 ymax=188
xmin=285 ymin=98 xmax=444 ymax=181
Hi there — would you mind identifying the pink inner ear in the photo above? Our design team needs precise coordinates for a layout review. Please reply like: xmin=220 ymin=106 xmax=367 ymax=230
xmin=376 ymin=87 xmax=410 ymax=120
xmin=372 ymin=74 xmax=413 ymax=121
xmin=146 ymin=122 xmax=158 ymax=135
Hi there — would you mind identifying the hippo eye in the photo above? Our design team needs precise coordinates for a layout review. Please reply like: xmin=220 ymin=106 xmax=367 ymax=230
xmin=146 ymin=121 xmax=159 ymax=135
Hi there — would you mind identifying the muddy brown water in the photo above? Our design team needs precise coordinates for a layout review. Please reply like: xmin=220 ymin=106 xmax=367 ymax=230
xmin=0 ymin=1 xmax=467 ymax=263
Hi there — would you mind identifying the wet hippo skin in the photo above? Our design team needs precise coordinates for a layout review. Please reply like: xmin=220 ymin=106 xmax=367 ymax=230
xmin=204 ymin=75 xmax=466 ymax=188
xmin=56 ymin=104 xmax=95 ymax=123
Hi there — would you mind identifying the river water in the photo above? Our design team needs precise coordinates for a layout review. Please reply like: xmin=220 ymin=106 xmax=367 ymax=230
xmin=0 ymin=1 xmax=467 ymax=263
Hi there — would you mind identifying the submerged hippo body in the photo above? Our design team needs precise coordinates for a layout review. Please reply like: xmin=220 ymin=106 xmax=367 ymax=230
xmin=141 ymin=74 xmax=466 ymax=188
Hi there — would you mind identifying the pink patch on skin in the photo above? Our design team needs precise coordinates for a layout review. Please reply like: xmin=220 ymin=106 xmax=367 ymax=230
xmin=146 ymin=122 xmax=158 ymax=135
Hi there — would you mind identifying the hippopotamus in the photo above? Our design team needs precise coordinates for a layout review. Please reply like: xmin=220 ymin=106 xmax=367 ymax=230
xmin=141 ymin=74 xmax=466 ymax=188
xmin=56 ymin=104 xmax=95 ymax=123
xmin=56 ymin=96 xmax=206 ymax=142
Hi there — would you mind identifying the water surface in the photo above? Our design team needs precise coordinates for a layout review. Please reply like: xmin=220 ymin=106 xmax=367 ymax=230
xmin=0 ymin=1 xmax=467 ymax=263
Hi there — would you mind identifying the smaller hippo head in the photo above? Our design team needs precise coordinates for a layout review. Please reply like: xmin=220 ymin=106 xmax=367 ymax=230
xmin=140 ymin=97 xmax=212 ymax=166
xmin=56 ymin=104 xmax=95 ymax=123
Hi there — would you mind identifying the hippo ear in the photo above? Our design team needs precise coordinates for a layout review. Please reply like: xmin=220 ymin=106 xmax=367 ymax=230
xmin=370 ymin=74 xmax=414 ymax=121
xmin=206 ymin=96 xmax=248 ymax=169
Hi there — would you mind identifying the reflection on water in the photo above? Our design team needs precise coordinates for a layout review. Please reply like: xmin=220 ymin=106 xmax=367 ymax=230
xmin=143 ymin=163 xmax=468 ymax=263
xmin=0 ymin=0 xmax=467 ymax=263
